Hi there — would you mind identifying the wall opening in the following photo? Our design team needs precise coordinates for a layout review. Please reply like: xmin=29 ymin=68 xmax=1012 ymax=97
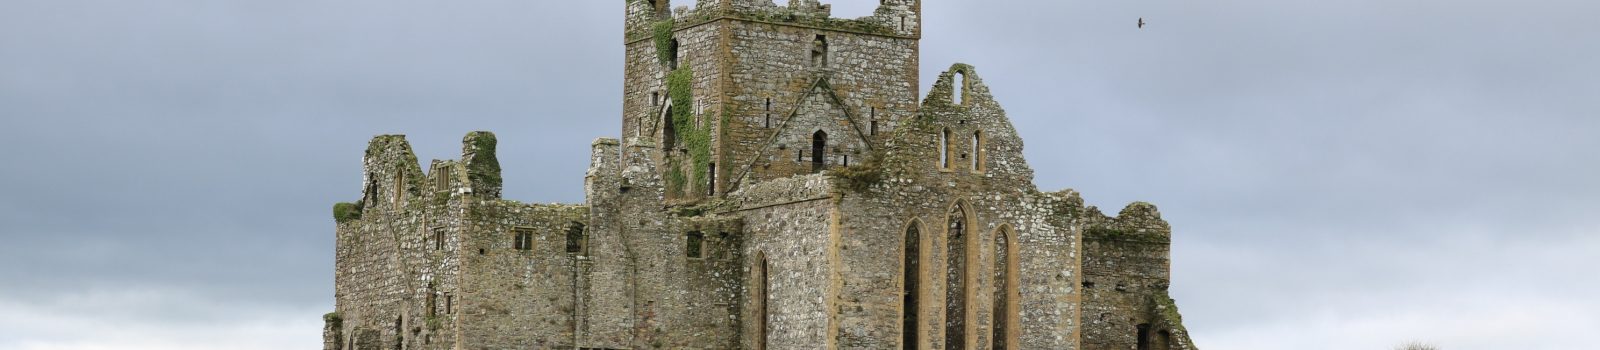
xmin=1154 ymin=329 xmax=1173 ymax=350
xmin=445 ymin=293 xmax=453 ymax=314
xmin=394 ymin=316 xmax=403 ymax=350
xmin=668 ymin=39 xmax=680 ymax=69
xmin=764 ymin=98 xmax=773 ymax=128
xmin=953 ymin=71 xmax=967 ymax=105
xmin=433 ymin=228 xmax=445 ymax=251
xmin=435 ymin=166 xmax=451 ymax=190
xmin=811 ymin=35 xmax=829 ymax=68
xmin=1137 ymin=323 xmax=1152 ymax=350
xmin=513 ymin=228 xmax=533 ymax=251
xmin=903 ymin=221 xmax=921 ymax=350
xmin=812 ymin=130 xmax=828 ymax=173
xmin=972 ymin=131 xmax=983 ymax=171
xmin=365 ymin=177 xmax=379 ymax=207
xmin=939 ymin=128 xmax=951 ymax=169
xmin=662 ymin=106 xmax=677 ymax=150
xmin=392 ymin=169 xmax=405 ymax=207
xmin=945 ymin=202 xmax=970 ymax=348
xmin=565 ymin=222 xmax=586 ymax=254
xmin=870 ymin=107 xmax=878 ymax=136
xmin=686 ymin=231 xmax=704 ymax=259
xmin=707 ymin=162 xmax=717 ymax=196
xmin=754 ymin=253 xmax=770 ymax=350
xmin=427 ymin=291 xmax=438 ymax=317
xmin=992 ymin=227 xmax=1017 ymax=350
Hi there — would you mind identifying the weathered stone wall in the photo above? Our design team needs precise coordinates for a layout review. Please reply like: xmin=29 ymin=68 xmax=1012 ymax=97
xmin=332 ymin=135 xmax=428 ymax=350
xmin=725 ymin=174 xmax=836 ymax=350
xmin=622 ymin=0 xmax=920 ymax=202
xmin=1081 ymin=203 xmax=1198 ymax=350
xmin=456 ymin=200 xmax=587 ymax=348
xmin=580 ymin=138 xmax=635 ymax=349
xmin=719 ymin=8 xmax=920 ymax=191
xmin=817 ymin=65 xmax=1082 ymax=350
xmin=328 ymin=3 xmax=1206 ymax=350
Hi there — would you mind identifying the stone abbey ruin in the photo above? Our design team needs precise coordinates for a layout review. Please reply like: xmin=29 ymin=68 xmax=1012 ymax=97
xmin=325 ymin=1 xmax=1200 ymax=349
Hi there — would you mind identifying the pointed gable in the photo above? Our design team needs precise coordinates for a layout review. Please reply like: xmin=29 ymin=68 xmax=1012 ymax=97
xmin=730 ymin=77 xmax=874 ymax=187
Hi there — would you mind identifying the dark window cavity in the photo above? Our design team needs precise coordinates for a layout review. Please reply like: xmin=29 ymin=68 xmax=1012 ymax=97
xmin=686 ymin=231 xmax=704 ymax=258
xmin=812 ymin=130 xmax=828 ymax=173
xmin=513 ymin=228 xmax=534 ymax=251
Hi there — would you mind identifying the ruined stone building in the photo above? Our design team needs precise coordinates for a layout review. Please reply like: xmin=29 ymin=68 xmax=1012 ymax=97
xmin=324 ymin=1 xmax=1201 ymax=349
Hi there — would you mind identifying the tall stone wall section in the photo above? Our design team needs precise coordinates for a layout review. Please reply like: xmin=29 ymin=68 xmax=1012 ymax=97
xmin=331 ymin=135 xmax=429 ymax=350
xmin=725 ymin=174 xmax=837 ymax=349
xmin=1081 ymin=203 xmax=1199 ymax=350
xmin=455 ymin=200 xmax=587 ymax=348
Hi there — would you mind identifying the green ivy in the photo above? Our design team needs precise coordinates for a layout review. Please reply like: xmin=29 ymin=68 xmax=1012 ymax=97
xmin=466 ymin=132 xmax=501 ymax=191
xmin=333 ymin=201 xmax=363 ymax=223
xmin=323 ymin=311 xmax=343 ymax=328
xmin=652 ymin=20 xmax=676 ymax=65
xmin=666 ymin=162 xmax=687 ymax=198
xmin=667 ymin=65 xmax=713 ymax=197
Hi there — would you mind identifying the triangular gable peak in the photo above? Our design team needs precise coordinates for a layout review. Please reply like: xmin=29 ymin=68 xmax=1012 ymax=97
xmin=881 ymin=64 xmax=1036 ymax=184
xmin=729 ymin=77 xmax=874 ymax=189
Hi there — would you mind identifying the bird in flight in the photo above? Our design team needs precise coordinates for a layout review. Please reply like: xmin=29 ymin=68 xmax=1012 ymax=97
xmin=1138 ymin=17 xmax=1146 ymax=28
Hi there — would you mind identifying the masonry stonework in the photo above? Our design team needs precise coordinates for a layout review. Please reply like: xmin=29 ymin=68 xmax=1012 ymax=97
xmin=326 ymin=1 xmax=1200 ymax=349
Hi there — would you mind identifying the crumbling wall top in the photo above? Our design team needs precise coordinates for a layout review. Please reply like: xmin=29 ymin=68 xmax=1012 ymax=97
xmin=462 ymin=131 xmax=502 ymax=199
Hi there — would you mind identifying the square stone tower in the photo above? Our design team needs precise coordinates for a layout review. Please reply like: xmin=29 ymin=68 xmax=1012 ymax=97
xmin=621 ymin=0 xmax=922 ymax=202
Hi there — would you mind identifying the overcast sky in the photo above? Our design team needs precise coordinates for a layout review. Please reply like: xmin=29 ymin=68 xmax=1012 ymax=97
xmin=1 ymin=0 xmax=1596 ymax=349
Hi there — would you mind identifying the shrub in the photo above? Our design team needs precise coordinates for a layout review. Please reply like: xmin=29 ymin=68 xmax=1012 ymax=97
xmin=1395 ymin=342 xmax=1439 ymax=350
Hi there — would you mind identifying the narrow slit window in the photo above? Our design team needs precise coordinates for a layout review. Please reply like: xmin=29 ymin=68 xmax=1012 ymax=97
xmin=869 ymin=107 xmax=878 ymax=136
xmin=433 ymin=228 xmax=445 ymax=251
xmin=764 ymin=98 xmax=773 ymax=128
xmin=939 ymin=128 xmax=951 ymax=169
xmin=972 ymin=131 xmax=983 ymax=171
xmin=707 ymin=162 xmax=717 ymax=196
xmin=392 ymin=170 xmax=405 ymax=206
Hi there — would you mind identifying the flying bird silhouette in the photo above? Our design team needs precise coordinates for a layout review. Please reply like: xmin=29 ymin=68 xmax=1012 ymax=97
xmin=1138 ymin=17 xmax=1146 ymax=28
